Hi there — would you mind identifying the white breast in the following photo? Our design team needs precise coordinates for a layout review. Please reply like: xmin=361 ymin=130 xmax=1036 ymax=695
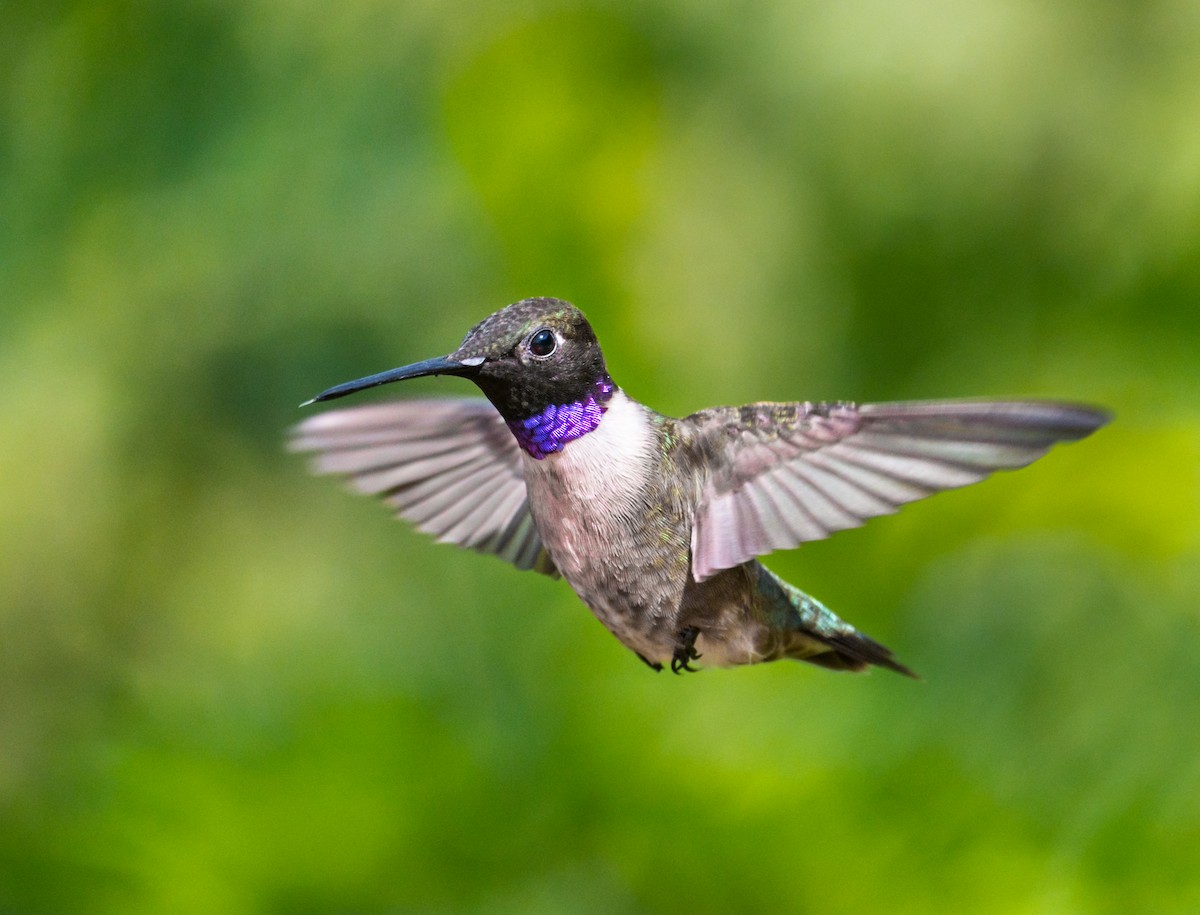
xmin=519 ymin=390 xmax=658 ymax=572
xmin=522 ymin=390 xmax=656 ymax=512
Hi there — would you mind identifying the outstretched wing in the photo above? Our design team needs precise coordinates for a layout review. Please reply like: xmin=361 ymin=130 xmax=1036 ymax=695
xmin=689 ymin=399 xmax=1109 ymax=581
xmin=291 ymin=399 xmax=557 ymax=576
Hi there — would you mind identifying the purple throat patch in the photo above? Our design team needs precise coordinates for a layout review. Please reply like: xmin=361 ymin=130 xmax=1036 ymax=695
xmin=508 ymin=376 xmax=615 ymax=459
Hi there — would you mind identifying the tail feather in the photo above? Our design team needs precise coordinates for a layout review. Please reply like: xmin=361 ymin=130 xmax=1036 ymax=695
xmin=757 ymin=564 xmax=917 ymax=678
xmin=811 ymin=630 xmax=919 ymax=679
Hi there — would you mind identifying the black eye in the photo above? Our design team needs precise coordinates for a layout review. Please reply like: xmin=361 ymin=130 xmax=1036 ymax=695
xmin=529 ymin=328 xmax=557 ymax=357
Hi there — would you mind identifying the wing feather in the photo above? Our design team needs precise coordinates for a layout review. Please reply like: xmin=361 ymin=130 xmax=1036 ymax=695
xmin=291 ymin=399 xmax=557 ymax=576
xmin=688 ymin=399 xmax=1108 ymax=580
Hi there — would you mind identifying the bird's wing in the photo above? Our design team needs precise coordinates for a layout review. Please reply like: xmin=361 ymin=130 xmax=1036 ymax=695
xmin=291 ymin=398 xmax=557 ymax=576
xmin=688 ymin=399 xmax=1109 ymax=581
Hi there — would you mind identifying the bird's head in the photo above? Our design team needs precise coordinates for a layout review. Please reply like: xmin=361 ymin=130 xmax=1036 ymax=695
xmin=303 ymin=297 xmax=611 ymax=424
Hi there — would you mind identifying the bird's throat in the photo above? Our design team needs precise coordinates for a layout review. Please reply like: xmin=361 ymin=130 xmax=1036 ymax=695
xmin=507 ymin=376 xmax=616 ymax=459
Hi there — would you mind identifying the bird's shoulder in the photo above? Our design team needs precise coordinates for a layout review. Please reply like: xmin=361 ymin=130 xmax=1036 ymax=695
xmin=664 ymin=400 xmax=863 ymax=484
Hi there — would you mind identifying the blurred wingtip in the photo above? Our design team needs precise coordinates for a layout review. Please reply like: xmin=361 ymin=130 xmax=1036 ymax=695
xmin=1054 ymin=401 xmax=1112 ymax=431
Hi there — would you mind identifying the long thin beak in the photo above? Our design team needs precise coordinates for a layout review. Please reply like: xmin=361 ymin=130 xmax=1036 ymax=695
xmin=300 ymin=355 xmax=483 ymax=406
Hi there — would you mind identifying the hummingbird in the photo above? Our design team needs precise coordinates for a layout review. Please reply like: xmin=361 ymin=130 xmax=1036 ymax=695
xmin=292 ymin=297 xmax=1108 ymax=677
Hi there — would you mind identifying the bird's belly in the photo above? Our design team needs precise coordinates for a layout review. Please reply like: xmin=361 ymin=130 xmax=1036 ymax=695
xmin=530 ymin=490 xmax=772 ymax=666
xmin=519 ymin=410 xmax=689 ymax=659
xmin=528 ymin=483 xmax=686 ymax=660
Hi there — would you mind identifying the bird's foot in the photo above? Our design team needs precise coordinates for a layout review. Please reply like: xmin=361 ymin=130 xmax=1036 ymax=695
xmin=671 ymin=627 xmax=702 ymax=674
xmin=636 ymin=652 xmax=664 ymax=673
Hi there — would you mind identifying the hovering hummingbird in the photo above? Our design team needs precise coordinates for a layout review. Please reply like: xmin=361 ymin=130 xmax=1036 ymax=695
xmin=293 ymin=297 xmax=1108 ymax=677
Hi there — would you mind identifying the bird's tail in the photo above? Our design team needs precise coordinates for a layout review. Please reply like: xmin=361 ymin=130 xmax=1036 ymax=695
xmin=756 ymin=565 xmax=917 ymax=678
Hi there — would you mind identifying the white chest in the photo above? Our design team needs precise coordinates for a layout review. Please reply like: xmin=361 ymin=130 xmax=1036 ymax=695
xmin=520 ymin=390 xmax=657 ymax=561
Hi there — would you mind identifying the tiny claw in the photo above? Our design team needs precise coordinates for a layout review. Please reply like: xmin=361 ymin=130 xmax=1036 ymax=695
xmin=671 ymin=627 xmax=702 ymax=675
xmin=636 ymin=652 xmax=664 ymax=673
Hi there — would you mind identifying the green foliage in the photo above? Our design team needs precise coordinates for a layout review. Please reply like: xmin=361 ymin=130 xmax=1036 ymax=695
xmin=2 ymin=1 xmax=1198 ymax=912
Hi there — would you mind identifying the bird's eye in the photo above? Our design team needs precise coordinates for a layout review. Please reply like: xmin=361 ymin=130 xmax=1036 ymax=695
xmin=529 ymin=328 xmax=557 ymax=357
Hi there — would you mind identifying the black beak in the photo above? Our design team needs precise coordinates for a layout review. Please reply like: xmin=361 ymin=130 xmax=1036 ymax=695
xmin=301 ymin=355 xmax=483 ymax=406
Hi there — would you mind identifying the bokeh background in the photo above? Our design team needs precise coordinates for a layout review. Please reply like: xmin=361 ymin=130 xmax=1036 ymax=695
xmin=4 ymin=1 xmax=1199 ymax=912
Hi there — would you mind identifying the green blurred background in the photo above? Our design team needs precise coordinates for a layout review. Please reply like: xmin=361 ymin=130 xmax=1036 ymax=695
xmin=3 ymin=1 xmax=1199 ymax=912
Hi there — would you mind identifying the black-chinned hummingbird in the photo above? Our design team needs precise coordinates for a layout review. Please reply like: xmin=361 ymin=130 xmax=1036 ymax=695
xmin=293 ymin=297 xmax=1108 ymax=676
